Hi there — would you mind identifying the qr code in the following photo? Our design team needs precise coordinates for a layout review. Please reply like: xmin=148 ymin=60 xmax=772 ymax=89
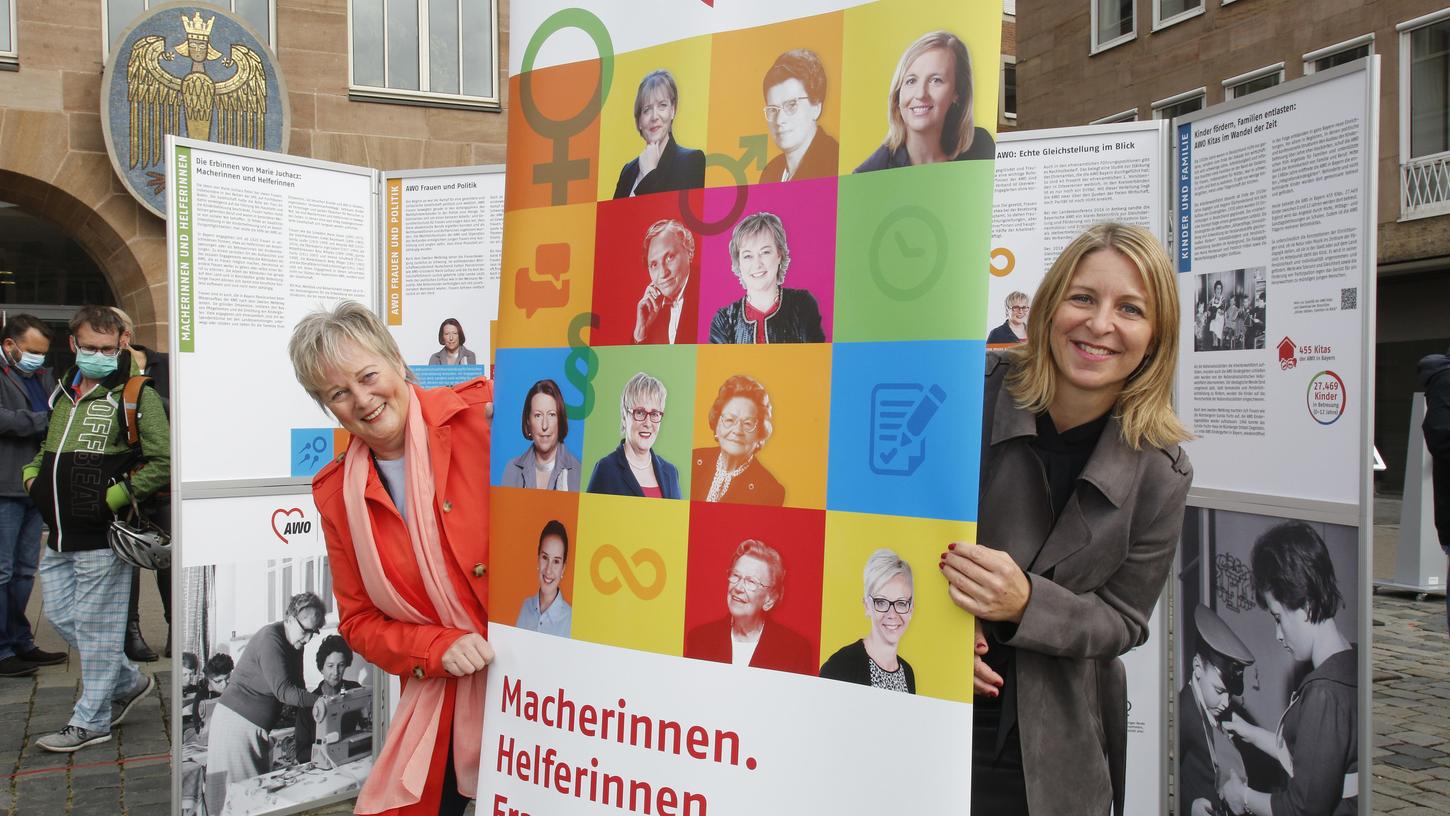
xmin=1341 ymin=287 xmax=1357 ymax=310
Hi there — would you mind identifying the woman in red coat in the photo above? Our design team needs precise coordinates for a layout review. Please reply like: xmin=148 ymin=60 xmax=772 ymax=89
xmin=290 ymin=302 xmax=494 ymax=816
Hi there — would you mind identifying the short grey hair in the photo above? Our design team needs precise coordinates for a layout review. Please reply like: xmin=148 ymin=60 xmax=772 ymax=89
xmin=728 ymin=212 xmax=791 ymax=286
xmin=286 ymin=591 xmax=326 ymax=620
xmin=1005 ymin=291 xmax=1028 ymax=308
xmin=642 ymin=219 xmax=696 ymax=268
xmin=619 ymin=371 xmax=667 ymax=436
xmin=289 ymin=301 xmax=415 ymax=408
xmin=863 ymin=548 xmax=913 ymax=599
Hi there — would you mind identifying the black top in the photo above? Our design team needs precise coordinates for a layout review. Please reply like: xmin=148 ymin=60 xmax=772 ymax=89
xmin=612 ymin=136 xmax=706 ymax=199
xmin=708 ymin=288 xmax=826 ymax=344
xmin=819 ymin=638 xmax=916 ymax=694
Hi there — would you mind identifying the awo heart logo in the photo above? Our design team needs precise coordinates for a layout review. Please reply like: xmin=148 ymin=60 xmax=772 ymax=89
xmin=271 ymin=507 xmax=313 ymax=544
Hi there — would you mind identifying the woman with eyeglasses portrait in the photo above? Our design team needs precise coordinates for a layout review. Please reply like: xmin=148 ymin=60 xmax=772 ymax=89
xmin=819 ymin=548 xmax=916 ymax=694
xmin=684 ymin=539 xmax=813 ymax=675
xmin=690 ymin=374 xmax=784 ymax=506
xmin=758 ymin=49 xmax=839 ymax=184
xmin=986 ymin=291 xmax=1031 ymax=346
xmin=586 ymin=372 xmax=681 ymax=499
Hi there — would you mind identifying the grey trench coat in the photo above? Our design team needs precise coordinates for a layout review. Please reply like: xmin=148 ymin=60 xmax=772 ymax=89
xmin=978 ymin=352 xmax=1192 ymax=815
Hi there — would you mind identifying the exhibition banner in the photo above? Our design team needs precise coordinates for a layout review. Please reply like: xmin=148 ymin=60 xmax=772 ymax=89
xmin=487 ymin=1 xmax=999 ymax=813
xmin=1170 ymin=60 xmax=1377 ymax=816
xmin=990 ymin=120 xmax=1171 ymax=816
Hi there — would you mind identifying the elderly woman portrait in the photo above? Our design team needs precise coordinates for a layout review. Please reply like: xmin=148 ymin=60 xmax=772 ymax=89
xmin=708 ymin=212 xmax=825 ymax=345
xmin=986 ymin=291 xmax=1030 ymax=345
xmin=428 ymin=318 xmax=476 ymax=365
xmin=690 ymin=374 xmax=784 ymax=505
xmin=503 ymin=378 xmax=581 ymax=491
xmin=759 ymin=49 xmax=839 ymax=184
xmin=854 ymin=30 xmax=995 ymax=173
xmin=613 ymin=69 xmax=706 ymax=199
xmin=587 ymin=372 xmax=681 ymax=499
xmin=633 ymin=219 xmax=699 ymax=345
xmin=293 ymin=634 xmax=363 ymax=763
xmin=1217 ymin=522 xmax=1358 ymax=816
xmin=290 ymin=301 xmax=493 ymax=816
xmin=514 ymin=520 xmax=573 ymax=638
xmin=820 ymin=548 xmax=917 ymax=693
xmin=684 ymin=539 xmax=813 ymax=675
xmin=942 ymin=223 xmax=1191 ymax=814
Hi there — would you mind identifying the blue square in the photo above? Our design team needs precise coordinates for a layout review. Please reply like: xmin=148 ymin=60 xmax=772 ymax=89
xmin=291 ymin=428 xmax=335 ymax=478
xmin=490 ymin=347 xmax=591 ymax=487
xmin=827 ymin=341 xmax=983 ymax=521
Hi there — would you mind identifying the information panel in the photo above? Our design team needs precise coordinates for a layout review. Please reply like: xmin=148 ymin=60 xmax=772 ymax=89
xmin=1173 ymin=66 xmax=1374 ymax=508
xmin=1170 ymin=59 xmax=1377 ymax=816
xmin=988 ymin=121 xmax=1168 ymax=348
xmin=486 ymin=1 xmax=1000 ymax=812
xmin=383 ymin=166 xmax=506 ymax=388
xmin=169 ymin=139 xmax=375 ymax=484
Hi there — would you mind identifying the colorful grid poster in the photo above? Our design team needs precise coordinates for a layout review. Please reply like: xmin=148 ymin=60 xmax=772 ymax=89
xmin=484 ymin=2 xmax=998 ymax=812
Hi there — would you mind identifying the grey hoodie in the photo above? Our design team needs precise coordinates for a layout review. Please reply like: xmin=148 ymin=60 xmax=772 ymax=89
xmin=0 ymin=364 xmax=56 ymax=499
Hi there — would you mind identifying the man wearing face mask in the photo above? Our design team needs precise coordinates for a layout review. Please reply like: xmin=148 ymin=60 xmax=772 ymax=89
xmin=0 ymin=315 xmax=64 ymax=678
xmin=23 ymin=306 xmax=169 ymax=752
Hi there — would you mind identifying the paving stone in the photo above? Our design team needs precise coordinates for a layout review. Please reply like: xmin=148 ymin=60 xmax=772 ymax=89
xmin=1392 ymin=743 xmax=1448 ymax=761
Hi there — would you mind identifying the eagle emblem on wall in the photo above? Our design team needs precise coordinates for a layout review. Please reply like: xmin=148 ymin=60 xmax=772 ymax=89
xmin=101 ymin=4 xmax=290 ymax=217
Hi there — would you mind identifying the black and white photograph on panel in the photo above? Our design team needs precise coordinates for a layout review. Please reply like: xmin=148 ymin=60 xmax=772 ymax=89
xmin=181 ymin=556 xmax=376 ymax=816
xmin=1176 ymin=507 xmax=1360 ymax=816
xmin=1193 ymin=267 xmax=1267 ymax=352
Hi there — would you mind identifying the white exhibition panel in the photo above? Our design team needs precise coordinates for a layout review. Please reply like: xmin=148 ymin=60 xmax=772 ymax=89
xmin=168 ymin=137 xmax=374 ymax=485
xmin=990 ymin=121 xmax=1168 ymax=331
xmin=383 ymin=168 xmax=505 ymax=379
xmin=482 ymin=624 xmax=971 ymax=815
xmin=1173 ymin=67 xmax=1373 ymax=507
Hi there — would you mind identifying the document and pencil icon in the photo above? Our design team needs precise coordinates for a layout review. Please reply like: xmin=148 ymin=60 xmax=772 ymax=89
xmin=869 ymin=383 xmax=948 ymax=476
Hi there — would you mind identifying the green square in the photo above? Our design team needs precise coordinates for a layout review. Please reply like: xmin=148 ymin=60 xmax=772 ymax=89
xmin=833 ymin=161 xmax=992 ymax=342
xmin=580 ymin=345 xmax=698 ymax=499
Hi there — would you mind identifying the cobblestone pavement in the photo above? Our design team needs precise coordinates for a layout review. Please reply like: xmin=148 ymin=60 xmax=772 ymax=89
xmin=2 ymin=499 xmax=1443 ymax=815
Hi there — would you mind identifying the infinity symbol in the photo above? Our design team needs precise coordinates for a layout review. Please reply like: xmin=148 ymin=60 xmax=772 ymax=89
xmin=590 ymin=544 xmax=667 ymax=600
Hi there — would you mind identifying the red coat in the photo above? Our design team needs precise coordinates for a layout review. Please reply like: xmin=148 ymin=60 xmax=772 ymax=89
xmin=311 ymin=378 xmax=493 ymax=813
xmin=683 ymin=617 xmax=814 ymax=676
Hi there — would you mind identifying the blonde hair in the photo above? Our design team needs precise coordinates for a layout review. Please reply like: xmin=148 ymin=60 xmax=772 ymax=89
xmin=619 ymin=372 xmax=667 ymax=436
xmin=1004 ymin=223 xmax=1189 ymax=451
xmin=288 ymin=301 xmax=415 ymax=408
xmin=884 ymin=31 xmax=975 ymax=157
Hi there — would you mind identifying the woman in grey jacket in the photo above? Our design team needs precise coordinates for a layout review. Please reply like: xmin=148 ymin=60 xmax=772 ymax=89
xmin=502 ymin=379 xmax=581 ymax=491
xmin=940 ymin=223 xmax=1192 ymax=815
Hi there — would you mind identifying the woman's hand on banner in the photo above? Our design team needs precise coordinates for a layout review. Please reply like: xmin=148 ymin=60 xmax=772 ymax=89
xmin=940 ymin=542 xmax=1031 ymax=623
xmin=441 ymin=632 xmax=494 ymax=677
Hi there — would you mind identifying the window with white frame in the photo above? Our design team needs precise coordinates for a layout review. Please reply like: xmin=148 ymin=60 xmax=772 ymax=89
xmin=1224 ymin=64 xmax=1285 ymax=100
xmin=1304 ymin=34 xmax=1374 ymax=74
xmin=103 ymin=0 xmax=274 ymax=57
xmin=1091 ymin=108 xmax=1139 ymax=125
xmin=1403 ymin=12 xmax=1450 ymax=159
xmin=1154 ymin=0 xmax=1204 ymax=32
xmin=1091 ymin=0 xmax=1135 ymax=54
xmin=1 ymin=0 xmax=16 ymax=67
xmin=350 ymin=0 xmax=499 ymax=108
xmin=1152 ymin=88 xmax=1205 ymax=120
xmin=1001 ymin=57 xmax=1017 ymax=121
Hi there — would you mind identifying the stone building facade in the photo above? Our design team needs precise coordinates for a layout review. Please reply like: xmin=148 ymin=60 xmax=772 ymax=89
xmin=0 ymin=0 xmax=510 ymax=348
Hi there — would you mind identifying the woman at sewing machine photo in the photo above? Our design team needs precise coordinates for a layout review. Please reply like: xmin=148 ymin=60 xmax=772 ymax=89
xmin=292 ymin=635 xmax=364 ymax=765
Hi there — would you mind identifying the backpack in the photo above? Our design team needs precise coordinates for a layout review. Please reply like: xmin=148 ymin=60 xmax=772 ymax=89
xmin=119 ymin=374 xmax=171 ymax=506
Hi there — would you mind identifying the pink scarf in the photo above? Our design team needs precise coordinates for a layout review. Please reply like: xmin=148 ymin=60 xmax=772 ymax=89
xmin=342 ymin=386 xmax=484 ymax=812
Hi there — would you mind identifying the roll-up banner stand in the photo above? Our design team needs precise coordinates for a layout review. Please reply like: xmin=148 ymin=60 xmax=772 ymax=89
xmin=166 ymin=135 xmax=504 ymax=816
xmin=1169 ymin=58 xmax=1377 ymax=816
xmin=990 ymin=120 xmax=1171 ymax=816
